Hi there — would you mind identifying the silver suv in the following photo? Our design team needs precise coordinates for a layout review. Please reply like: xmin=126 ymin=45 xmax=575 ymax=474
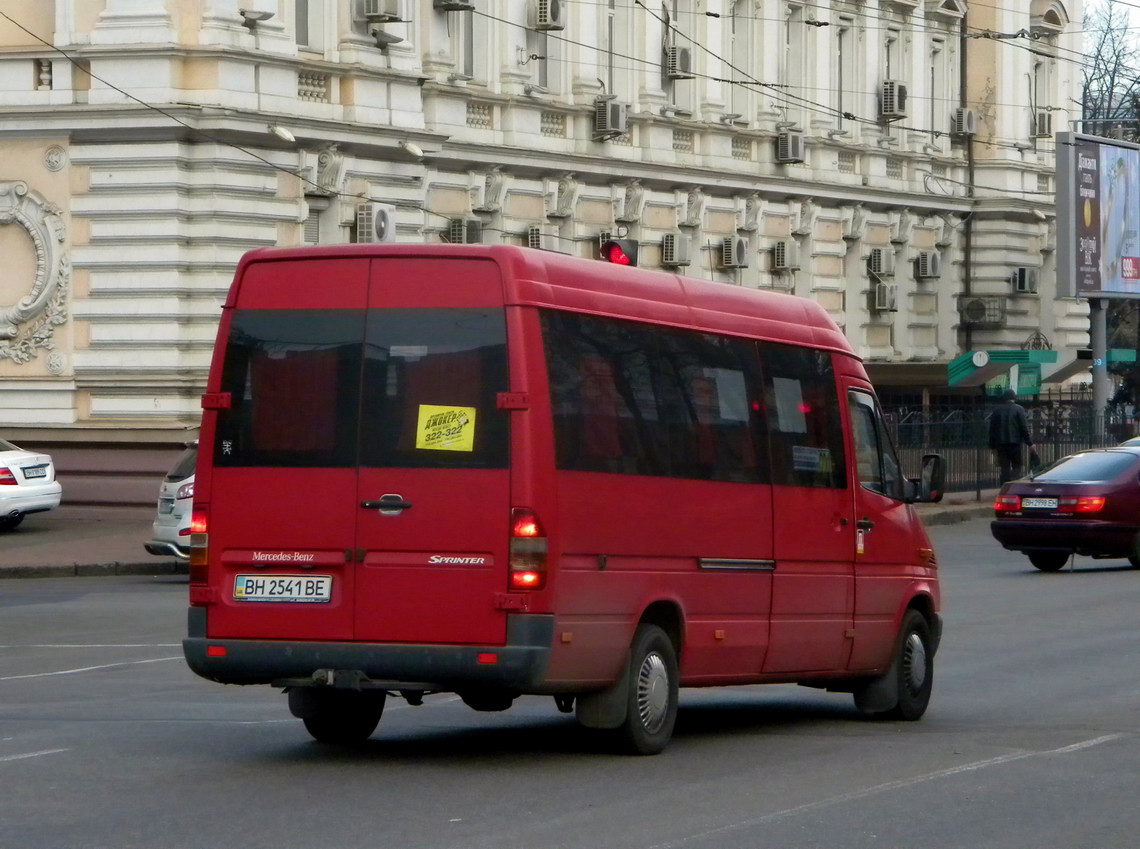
xmin=144 ymin=442 xmax=196 ymax=560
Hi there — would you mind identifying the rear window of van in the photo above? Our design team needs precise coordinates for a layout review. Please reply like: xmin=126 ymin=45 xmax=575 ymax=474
xmin=214 ymin=308 xmax=508 ymax=469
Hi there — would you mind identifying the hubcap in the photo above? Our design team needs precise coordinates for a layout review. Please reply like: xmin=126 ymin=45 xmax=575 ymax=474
xmin=636 ymin=652 xmax=670 ymax=734
xmin=901 ymin=632 xmax=927 ymax=694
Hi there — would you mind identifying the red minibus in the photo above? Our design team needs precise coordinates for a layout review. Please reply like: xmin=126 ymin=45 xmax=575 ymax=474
xmin=183 ymin=244 xmax=945 ymax=754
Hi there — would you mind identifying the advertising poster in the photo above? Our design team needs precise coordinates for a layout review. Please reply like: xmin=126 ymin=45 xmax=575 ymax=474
xmin=1074 ymin=139 xmax=1102 ymax=295
xmin=1098 ymin=142 xmax=1140 ymax=293
xmin=1063 ymin=133 xmax=1140 ymax=299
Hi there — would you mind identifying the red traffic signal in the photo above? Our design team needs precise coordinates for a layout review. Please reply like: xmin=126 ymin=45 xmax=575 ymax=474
xmin=600 ymin=239 xmax=639 ymax=266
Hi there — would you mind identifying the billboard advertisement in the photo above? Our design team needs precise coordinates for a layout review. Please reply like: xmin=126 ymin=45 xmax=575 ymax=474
xmin=1058 ymin=132 xmax=1140 ymax=298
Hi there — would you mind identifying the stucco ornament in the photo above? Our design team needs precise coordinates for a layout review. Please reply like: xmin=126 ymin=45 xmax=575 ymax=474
xmin=0 ymin=182 xmax=70 ymax=365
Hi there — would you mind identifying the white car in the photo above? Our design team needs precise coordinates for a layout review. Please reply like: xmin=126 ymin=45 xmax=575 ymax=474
xmin=0 ymin=437 xmax=63 ymax=531
xmin=144 ymin=442 xmax=196 ymax=560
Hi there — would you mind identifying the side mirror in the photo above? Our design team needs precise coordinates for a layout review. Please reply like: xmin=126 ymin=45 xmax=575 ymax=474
xmin=907 ymin=453 xmax=945 ymax=503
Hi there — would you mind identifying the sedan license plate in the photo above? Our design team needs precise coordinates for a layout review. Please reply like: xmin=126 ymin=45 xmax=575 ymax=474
xmin=22 ymin=466 xmax=47 ymax=479
xmin=233 ymin=574 xmax=332 ymax=603
xmin=1021 ymin=497 xmax=1058 ymax=509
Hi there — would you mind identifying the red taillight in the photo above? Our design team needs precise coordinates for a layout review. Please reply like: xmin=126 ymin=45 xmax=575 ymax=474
xmin=1058 ymin=496 xmax=1106 ymax=513
xmin=994 ymin=495 xmax=1020 ymax=512
xmin=0 ymin=467 xmax=16 ymax=485
xmin=190 ymin=508 xmax=208 ymax=534
xmin=189 ymin=505 xmax=209 ymax=587
xmin=206 ymin=645 xmax=227 ymax=658
xmin=510 ymin=507 xmax=547 ymax=590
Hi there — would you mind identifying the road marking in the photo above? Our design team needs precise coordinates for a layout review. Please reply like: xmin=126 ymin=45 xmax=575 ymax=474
xmin=0 ymin=644 xmax=181 ymax=649
xmin=647 ymin=734 xmax=1126 ymax=848
xmin=0 ymin=749 xmax=68 ymax=764
xmin=0 ymin=656 xmax=182 ymax=682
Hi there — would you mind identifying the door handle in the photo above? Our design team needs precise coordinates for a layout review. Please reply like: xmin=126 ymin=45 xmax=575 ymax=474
xmin=856 ymin=518 xmax=875 ymax=531
xmin=361 ymin=494 xmax=413 ymax=512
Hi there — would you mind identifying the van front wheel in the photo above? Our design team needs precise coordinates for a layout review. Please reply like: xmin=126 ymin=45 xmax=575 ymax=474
xmin=855 ymin=610 xmax=933 ymax=721
xmin=293 ymin=690 xmax=386 ymax=745
xmin=617 ymin=624 xmax=679 ymax=755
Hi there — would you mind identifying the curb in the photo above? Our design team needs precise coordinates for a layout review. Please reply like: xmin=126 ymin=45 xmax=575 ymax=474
xmin=0 ymin=561 xmax=188 ymax=580
xmin=919 ymin=506 xmax=994 ymax=527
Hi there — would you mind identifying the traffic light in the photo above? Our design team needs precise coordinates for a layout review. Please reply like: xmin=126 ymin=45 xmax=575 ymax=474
xmin=599 ymin=238 xmax=639 ymax=266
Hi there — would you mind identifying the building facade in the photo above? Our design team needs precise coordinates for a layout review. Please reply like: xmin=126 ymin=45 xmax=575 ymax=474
xmin=0 ymin=0 xmax=1082 ymax=496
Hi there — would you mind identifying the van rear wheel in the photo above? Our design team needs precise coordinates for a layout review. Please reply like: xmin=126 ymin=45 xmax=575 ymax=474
xmin=617 ymin=624 xmax=679 ymax=756
xmin=293 ymin=690 xmax=386 ymax=745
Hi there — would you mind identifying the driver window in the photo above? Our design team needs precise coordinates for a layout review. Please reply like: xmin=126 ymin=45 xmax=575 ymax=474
xmin=849 ymin=391 xmax=904 ymax=499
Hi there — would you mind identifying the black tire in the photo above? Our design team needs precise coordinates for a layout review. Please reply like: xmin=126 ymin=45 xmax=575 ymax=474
xmin=0 ymin=514 xmax=24 ymax=531
xmin=299 ymin=691 xmax=385 ymax=745
xmin=617 ymin=624 xmax=679 ymax=756
xmin=1028 ymin=551 xmax=1069 ymax=572
xmin=860 ymin=610 xmax=934 ymax=722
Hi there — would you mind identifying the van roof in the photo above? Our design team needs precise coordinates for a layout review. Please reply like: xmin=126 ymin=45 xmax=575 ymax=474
xmin=235 ymin=243 xmax=855 ymax=356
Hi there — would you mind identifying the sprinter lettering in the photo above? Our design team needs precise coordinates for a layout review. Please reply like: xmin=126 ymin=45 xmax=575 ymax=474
xmin=427 ymin=555 xmax=487 ymax=565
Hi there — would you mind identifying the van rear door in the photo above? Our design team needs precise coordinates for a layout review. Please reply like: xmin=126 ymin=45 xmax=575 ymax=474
xmin=352 ymin=257 xmax=512 ymax=645
xmin=207 ymin=258 xmax=370 ymax=641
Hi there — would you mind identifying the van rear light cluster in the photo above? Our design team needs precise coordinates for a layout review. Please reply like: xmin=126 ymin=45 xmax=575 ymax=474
xmin=1057 ymin=496 xmax=1106 ymax=513
xmin=509 ymin=507 xmax=547 ymax=590
xmin=189 ymin=506 xmax=209 ymax=586
xmin=994 ymin=495 xmax=1020 ymax=512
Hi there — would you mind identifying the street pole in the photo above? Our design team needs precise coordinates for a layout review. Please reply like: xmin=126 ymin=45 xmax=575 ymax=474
xmin=1090 ymin=298 xmax=1109 ymax=438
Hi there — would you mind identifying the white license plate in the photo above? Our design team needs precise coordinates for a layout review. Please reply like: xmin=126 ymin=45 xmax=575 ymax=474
xmin=22 ymin=466 xmax=47 ymax=479
xmin=1021 ymin=497 xmax=1058 ymax=509
xmin=158 ymin=498 xmax=174 ymax=514
xmin=233 ymin=574 xmax=332 ymax=603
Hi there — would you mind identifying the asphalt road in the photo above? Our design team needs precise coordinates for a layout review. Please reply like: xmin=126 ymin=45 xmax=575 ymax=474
xmin=1 ymin=519 xmax=1138 ymax=849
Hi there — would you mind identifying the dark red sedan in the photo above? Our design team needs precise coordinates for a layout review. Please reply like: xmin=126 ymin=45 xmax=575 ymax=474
xmin=991 ymin=447 xmax=1140 ymax=572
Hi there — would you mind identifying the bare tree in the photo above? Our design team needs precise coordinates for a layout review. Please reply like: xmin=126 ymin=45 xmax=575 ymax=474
xmin=1082 ymin=0 xmax=1140 ymax=137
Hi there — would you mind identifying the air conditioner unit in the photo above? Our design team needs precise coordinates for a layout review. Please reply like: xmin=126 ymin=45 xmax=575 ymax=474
xmin=434 ymin=0 xmax=474 ymax=10
xmin=593 ymin=98 xmax=628 ymax=140
xmin=665 ymin=46 xmax=694 ymax=80
xmin=362 ymin=0 xmax=403 ymax=22
xmin=447 ymin=218 xmax=482 ymax=244
xmin=951 ymin=107 xmax=977 ymax=137
xmin=529 ymin=0 xmax=565 ymax=31
xmin=527 ymin=225 xmax=544 ymax=250
xmin=1032 ymin=111 xmax=1052 ymax=139
xmin=868 ymin=247 xmax=895 ymax=276
xmin=1011 ymin=267 xmax=1039 ymax=293
xmin=772 ymin=240 xmax=800 ymax=271
xmin=662 ymin=232 xmax=692 ymax=267
xmin=880 ymin=80 xmax=908 ymax=120
xmin=719 ymin=236 xmax=748 ymax=269
xmin=873 ymin=282 xmax=899 ymax=312
xmin=775 ymin=130 xmax=805 ymax=164
xmin=356 ymin=202 xmax=397 ymax=243
xmin=916 ymin=250 xmax=942 ymax=279
xmin=958 ymin=294 xmax=1007 ymax=329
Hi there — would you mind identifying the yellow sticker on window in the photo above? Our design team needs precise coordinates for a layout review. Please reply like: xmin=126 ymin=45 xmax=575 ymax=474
xmin=416 ymin=405 xmax=477 ymax=452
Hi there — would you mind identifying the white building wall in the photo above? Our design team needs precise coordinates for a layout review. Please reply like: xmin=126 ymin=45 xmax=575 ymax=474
xmin=0 ymin=0 xmax=1087 ymax=442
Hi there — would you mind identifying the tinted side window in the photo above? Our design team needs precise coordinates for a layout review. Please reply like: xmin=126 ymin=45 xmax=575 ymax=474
xmin=759 ymin=342 xmax=846 ymax=489
xmin=542 ymin=311 xmax=764 ymax=482
xmin=849 ymin=390 xmax=904 ymax=499
xmin=358 ymin=309 xmax=509 ymax=469
xmin=215 ymin=310 xmax=364 ymax=467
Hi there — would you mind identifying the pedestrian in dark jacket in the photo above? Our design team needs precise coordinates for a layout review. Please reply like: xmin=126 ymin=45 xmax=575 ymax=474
xmin=989 ymin=389 xmax=1035 ymax=484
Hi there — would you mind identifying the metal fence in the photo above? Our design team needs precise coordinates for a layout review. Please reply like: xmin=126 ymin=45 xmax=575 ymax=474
xmin=885 ymin=405 xmax=1136 ymax=497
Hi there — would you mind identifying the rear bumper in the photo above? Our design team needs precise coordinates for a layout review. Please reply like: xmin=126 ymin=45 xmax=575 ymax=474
xmin=991 ymin=519 xmax=1140 ymax=556
xmin=0 ymin=482 xmax=62 ymax=516
xmin=145 ymin=539 xmax=190 ymax=560
xmin=183 ymin=612 xmax=555 ymax=691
